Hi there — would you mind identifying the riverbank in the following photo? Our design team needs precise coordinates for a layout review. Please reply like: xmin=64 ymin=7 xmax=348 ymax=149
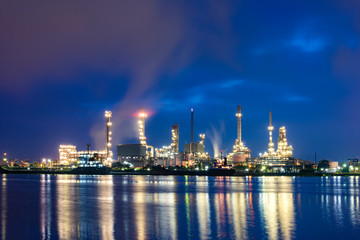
xmin=1 ymin=166 xmax=360 ymax=177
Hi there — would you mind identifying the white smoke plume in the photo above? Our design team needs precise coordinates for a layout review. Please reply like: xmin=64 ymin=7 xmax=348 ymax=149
xmin=207 ymin=122 xmax=226 ymax=158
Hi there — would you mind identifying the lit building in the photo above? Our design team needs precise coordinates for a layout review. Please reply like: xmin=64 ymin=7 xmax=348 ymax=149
xmin=59 ymin=145 xmax=77 ymax=165
xmin=58 ymin=110 xmax=113 ymax=166
xmin=58 ymin=145 xmax=107 ymax=165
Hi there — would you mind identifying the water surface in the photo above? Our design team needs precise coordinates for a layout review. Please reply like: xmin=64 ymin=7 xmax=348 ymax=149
xmin=1 ymin=174 xmax=360 ymax=239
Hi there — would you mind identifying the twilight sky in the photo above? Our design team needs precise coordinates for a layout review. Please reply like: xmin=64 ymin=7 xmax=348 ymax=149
xmin=1 ymin=0 xmax=360 ymax=162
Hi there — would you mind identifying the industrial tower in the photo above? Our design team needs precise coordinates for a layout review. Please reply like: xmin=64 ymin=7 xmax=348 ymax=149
xmin=184 ymin=108 xmax=207 ymax=162
xmin=199 ymin=134 xmax=205 ymax=146
xmin=267 ymin=111 xmax=275 ymax=155
xmin=190 ymin=108 xmax=194 ymax=143
xmin=276 ymin=126 xmax=293 ymax=157
xmin=236 ymin=105 xmax=243 ymax=147
xmin=171 ymin=124 xmax=179 ymax=153
xmin=138 ymin=108 xmax=147 ymax=146
xmin=137 ymin=108 xmax=154 ymax=158
xmin=105 ymin=111 xmax=113 ymax=162
xmin=229 ymin=105 xmax=251 ymax=165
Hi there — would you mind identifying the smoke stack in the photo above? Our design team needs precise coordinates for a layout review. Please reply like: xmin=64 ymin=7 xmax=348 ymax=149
xmin=268 ymin=111 xmax=274 ymax=155
xmin=191 ymin=108 xmax=194 ymax=143
xmin=236 ymin=105 xmax=242 ymax=144
xmin=138 ymin=108 xmax=147 ymax=146
xmin=105 ymin=110 xmax=112 ymax=160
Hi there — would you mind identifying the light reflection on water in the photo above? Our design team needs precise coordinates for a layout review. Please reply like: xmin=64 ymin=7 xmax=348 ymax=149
xmin=1 ymin=175 xmax=7 ymax=240
xmin=1 ymin=175 xmax=360 ymax=239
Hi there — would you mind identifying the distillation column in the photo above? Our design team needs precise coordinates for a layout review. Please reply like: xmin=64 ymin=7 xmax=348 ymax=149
xmin=171 ymin=124 xmax=179 ymax=153
xmin=105 ymin=111 xmax=113 ymax=161
xmin=138 ymin=108 xmax=147 ymax=146
xmin=268 ymin=111 xmax=275 ymax=155
xmin=276 ymin=126 xmax=293 ymax=157
xmin=236 ymin=105 xmax=242 ymax=146
xmin=191 ymin=108 xmax=194 ymax=143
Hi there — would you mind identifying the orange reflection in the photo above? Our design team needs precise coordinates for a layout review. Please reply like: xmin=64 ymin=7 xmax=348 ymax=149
xmin=260 ymin=177 xmax=295 ymax=240
xmin=196 ymin=177 xmax=211 ymax=240
xmin=134 ymin=176 xmax=147 ymax=240
xmin=231 ymin=192 xmax=248 ymax=239
xmin=98 ymin=175 xmax=115 ymax=240
xmin=40 ymin=175 xmax=52 ymax=240
xmin=56 ymin=175 xmax=79 ymax=239
xmin=1 ymin=174 xmax=7 ymax=240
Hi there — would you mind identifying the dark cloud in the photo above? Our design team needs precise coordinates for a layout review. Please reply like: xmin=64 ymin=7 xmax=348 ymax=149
xmin=1 ymin=0 xmax=360 ymax=160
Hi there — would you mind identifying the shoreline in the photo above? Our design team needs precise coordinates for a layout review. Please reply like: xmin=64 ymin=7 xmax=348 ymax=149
xmin=1 ymin=167 xmax=358 ymax=177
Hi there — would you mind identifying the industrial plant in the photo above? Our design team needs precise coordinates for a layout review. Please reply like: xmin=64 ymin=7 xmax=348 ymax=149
xmin=113 ymin=105 xmax=311 ymax=172
xmin=53 ymin=104 xmax=314 ymax=172
xmin=0 ymin=104 xmax=318 ymax=174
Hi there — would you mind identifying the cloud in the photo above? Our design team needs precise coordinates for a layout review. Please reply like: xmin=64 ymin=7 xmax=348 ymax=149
xmin=159 ymin=78 xmax=246 ymax=111
xmin=284 ymin=95 xmax=311 ymax=103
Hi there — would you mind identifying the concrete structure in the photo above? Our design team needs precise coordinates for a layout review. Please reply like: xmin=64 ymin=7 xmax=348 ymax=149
xmin=185 ymin=142 xmax=205 ymax=154
xmin=117 ymin=144 xmax=148 ymax=167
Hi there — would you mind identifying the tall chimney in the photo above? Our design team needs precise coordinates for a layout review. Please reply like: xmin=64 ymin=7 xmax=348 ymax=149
xmin=236 ymin=105 xmax=242 ymax=145
xmin=105 ymin=111 xmax=112 ymax=160
xmin=268 ymin=111 xmax=274 ymax=155
xmin=191 ymin=108 xmax=194 ymax=143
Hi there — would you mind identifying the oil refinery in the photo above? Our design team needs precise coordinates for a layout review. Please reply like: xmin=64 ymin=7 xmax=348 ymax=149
xmin=112 ymin=105 xmax=311 ymax=172
xmin=1 ymin=105 xmax=317 ymax=174
xmin=54 ymin=105 xmax=313 ymax=172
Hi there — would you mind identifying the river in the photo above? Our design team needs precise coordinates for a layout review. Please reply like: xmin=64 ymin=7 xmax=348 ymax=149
xmin=0 ymin=174 xmax=359 ymax=239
